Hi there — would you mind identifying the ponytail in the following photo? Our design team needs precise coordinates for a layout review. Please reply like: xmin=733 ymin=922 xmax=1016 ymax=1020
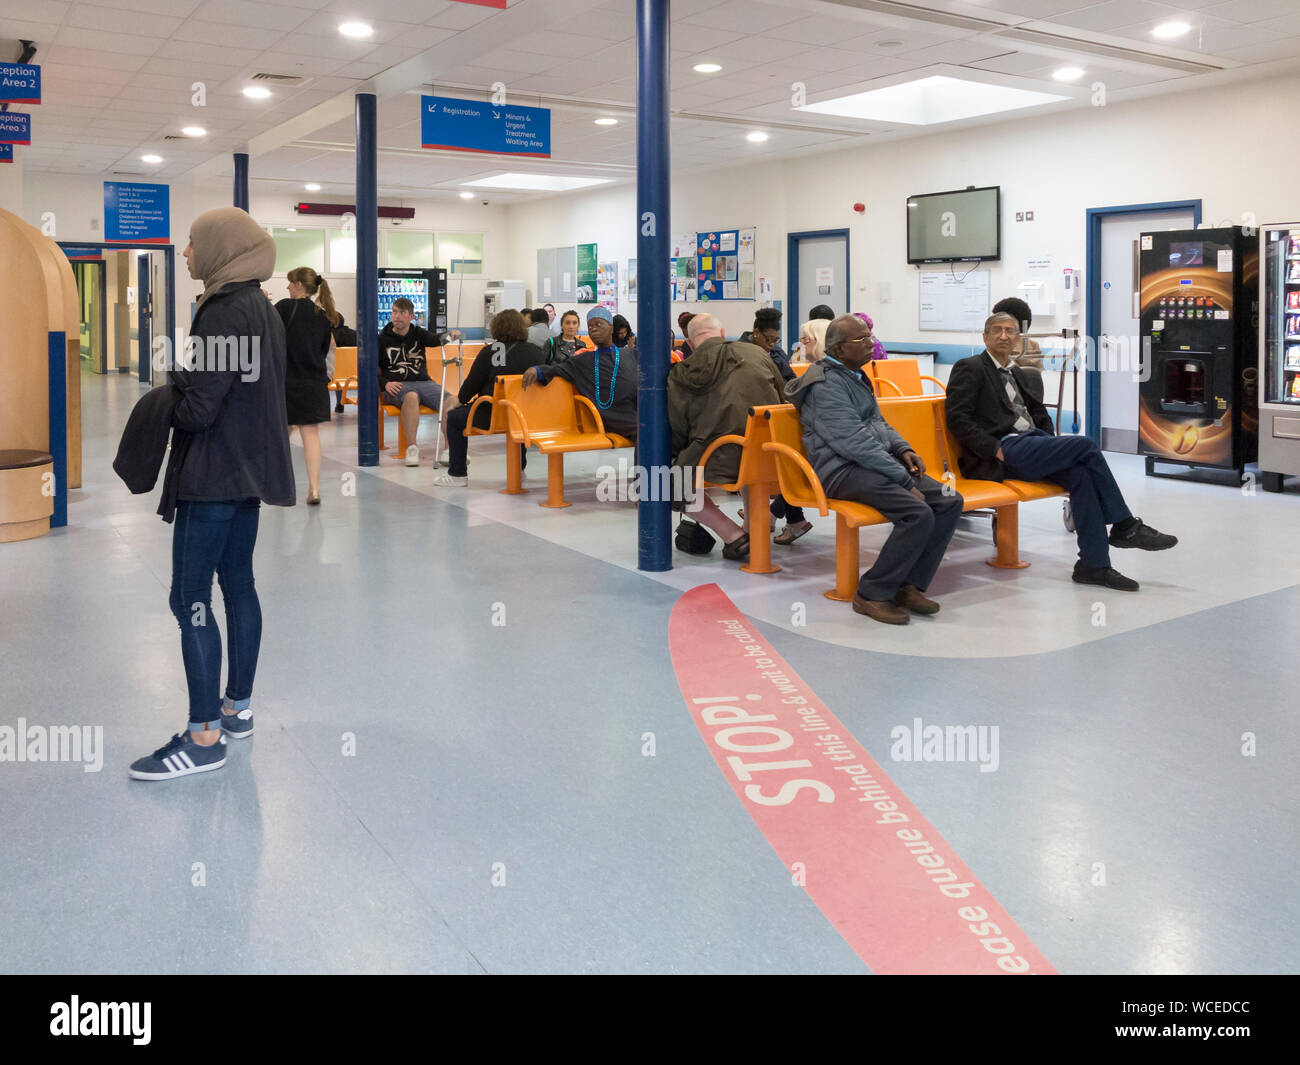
xmin=287 ymin=266 xmax=342 ymax=326
xmin=314 ymin=276 xmax=340 ymax=327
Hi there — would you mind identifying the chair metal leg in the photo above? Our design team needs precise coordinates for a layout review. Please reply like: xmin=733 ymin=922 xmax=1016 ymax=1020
xmin=987 ymin=503 xmax=1029 ymax=569
xmin=826 ymin=514 xmax=858 ymax=601
xmin=501 ymin=441 xmax=526 ymax=495
xmin=540 ymin=453 xmax=570 ymax=508
xmin=740 ymin=482 xmax=779 ymax=574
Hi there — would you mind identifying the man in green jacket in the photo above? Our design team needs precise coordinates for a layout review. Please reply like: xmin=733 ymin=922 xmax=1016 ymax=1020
xmin=667 ymin=314 xmax=784 ymax=561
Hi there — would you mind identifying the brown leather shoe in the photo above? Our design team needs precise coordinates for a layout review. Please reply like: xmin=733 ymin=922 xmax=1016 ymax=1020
xmin=893 ymin=583 xmax=940 ymax=614
xmin=851 ymin=595 xmax=909 ymax=625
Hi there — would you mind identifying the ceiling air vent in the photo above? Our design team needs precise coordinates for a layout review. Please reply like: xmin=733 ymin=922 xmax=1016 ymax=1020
xmin=163 ymin=135 xmax=185 ymax=140
xmin=250 ymin=72 xmax=305 ymax=84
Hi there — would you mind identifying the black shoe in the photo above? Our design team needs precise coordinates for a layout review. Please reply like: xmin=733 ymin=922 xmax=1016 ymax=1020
xmin=721 ymin=532 xmax=750 ymax=562
xmin=1072 ymin=562 xmax=1139 ymax=591
xmin=1109 ymin=518 xmax=1177 ymax=551
xmin=334 ymin=403 xmax=345 ymax=414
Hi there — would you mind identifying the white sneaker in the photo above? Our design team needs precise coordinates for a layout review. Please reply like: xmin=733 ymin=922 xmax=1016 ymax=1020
xmin=434 ymin=473 xmax=468 ymax=487
xmin=405 ymin=444 xmax=420 ymax=466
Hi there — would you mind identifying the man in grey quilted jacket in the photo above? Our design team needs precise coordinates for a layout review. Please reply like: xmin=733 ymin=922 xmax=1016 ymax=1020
xmin=785 ymin=315 xmax=963 ymax=625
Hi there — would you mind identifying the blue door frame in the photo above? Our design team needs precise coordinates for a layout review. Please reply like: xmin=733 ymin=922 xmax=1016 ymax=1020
xmin=58 ymin=241 xmax=176 ymax=385
xmin=1084 ymin=199 xmax=1201 ymax=441
xmin=787 ymin=229 xmax=850 ymax=353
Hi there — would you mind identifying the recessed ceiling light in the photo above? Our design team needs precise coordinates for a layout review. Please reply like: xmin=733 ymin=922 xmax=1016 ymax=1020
xmin=1052 ymin=66 xmax=1085 ymax=82
xmin=243 ymin=86 xmax=272 ymax=99
xmin=594 ymin=117 xmax=618 ymax=126
xmin=798 ymin=75 xmax=1068 ymax=125
xmin=286 ymin=228 xmax=297 ymax=232
xmin=339 ymin=22 xmax=373 ymax=39
xmin=459 ymin=191 xmax=474 ymax=199
xmin=1152 ymin=21 xmax=1191 ymax=39
xmin=181 ymin=125 xmax=206 ymax=137
xmin=746 ymin=131 xmax=769 ymax=143
xmin=461 ymin=172 xmax=612 ymax=192
xmin=141 ymin=154 xmax=162 ymax=163
xmin=693 ymin=62 xmax=722 ymax=74
xmin=877 ymin=40 xmax=903 ymax=49
xmin=305 ymin=183 xmax=321 ymax=191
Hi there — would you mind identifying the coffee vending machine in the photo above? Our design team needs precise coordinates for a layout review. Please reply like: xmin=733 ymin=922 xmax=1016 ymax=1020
xmin=1137 ymin=227 xmax=1258 ymax=481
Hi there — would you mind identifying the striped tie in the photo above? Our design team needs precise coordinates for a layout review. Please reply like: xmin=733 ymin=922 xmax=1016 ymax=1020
xmin=1000 ymin=367 xmax=1032 ymax=432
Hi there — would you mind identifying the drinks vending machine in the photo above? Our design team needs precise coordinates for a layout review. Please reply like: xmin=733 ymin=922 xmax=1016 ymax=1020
xmin=1259 ymin=224 xmax=1300 ymax=491
xmin=1137 ymin=226 xmax=1258 ymax=481
xmin=377 ymin=267 xmax=447 ymax=331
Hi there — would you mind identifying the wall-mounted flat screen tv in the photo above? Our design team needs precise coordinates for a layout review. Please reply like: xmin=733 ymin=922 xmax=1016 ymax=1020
xmin=907 ymin=186 xmax=1001 ymax=264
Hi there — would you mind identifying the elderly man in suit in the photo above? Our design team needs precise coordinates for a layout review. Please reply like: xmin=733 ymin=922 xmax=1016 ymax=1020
xmin=945 ymin=312 xmax=1178 ymax=592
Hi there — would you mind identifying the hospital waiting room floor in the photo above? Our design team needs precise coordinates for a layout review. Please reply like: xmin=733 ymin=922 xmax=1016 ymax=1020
xmin=2 ymin=373 xmax=1297 ymax=974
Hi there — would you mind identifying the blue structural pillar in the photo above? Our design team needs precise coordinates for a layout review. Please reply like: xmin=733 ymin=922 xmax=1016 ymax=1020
xmin=233 ymin=152 xmax=249 ymax=211
xmin=355 ymin=93 xmax=379 ymax=466
xmin=48 ymin=331 xmax=67 ymax=529
xmin=636 ymin=0 xmax=671 ymax=571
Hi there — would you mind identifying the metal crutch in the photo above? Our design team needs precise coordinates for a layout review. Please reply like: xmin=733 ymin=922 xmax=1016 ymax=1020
xmin=431 ymin=337 xmax=463 ymax=470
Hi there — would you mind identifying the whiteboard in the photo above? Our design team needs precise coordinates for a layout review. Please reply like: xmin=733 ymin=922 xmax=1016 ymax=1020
xmin=918 ymin=270 xmax=990 ymax=332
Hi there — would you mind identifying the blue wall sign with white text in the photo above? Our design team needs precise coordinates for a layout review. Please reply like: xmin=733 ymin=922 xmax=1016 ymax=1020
xmin=420 ymin=95 xmax=550 ymax=158
xmin=104 ymin=181 xmax=170 ymax=243
xmin=0 ymin=63 xmax=41 ymax=104
xmin=0 ymin=144 xmax=12 ymax=163
xmin=0 ymin=111 xmax=31 ymax=144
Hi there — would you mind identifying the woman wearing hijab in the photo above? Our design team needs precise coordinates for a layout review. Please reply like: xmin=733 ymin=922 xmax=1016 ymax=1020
xmin=611 ymin=314 xmax=636 ymax=351
xmin=278 ymin=266 xmax=337 ymax=504
xmin=129 ymin=207 xmax=295 ymax=781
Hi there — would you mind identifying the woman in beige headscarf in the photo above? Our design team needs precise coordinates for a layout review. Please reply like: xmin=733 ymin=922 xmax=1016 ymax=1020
xmin=129 ymin=207 xmax=295 ymax=782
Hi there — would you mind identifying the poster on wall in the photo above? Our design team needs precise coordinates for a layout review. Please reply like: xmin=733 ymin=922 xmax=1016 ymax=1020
xmin=695 ymin=229 xmax=752 ymax=300
xmin=597 ymin=260 xmax=618 ymax=312
xmin=576 ymin=242 xmax=598 ymax=301
xmin=627 ymin=259 xmax=637 ymax=303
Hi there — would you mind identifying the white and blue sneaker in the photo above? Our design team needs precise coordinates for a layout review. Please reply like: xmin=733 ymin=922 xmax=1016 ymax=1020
xmin=221 ymin=707 xmax=254 ymax=739
xmin=129 ymin=732 xmax=227 ymax=781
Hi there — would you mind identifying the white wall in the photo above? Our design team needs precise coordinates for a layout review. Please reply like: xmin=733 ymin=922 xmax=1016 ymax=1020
xmin=503 ymin=71 xmax=1300 ymax=354
xmin=10 ymin=172 xmax=510 ymax=334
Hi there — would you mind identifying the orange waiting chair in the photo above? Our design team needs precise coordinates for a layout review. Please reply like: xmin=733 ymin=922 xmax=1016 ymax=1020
xmin=496 ymin=377 xmax=632 ymax=507
xmin=693 ymin=404 xmax=788 ymax=575
xmin=868 ymin=358 xmax=946 ymax=397
xmin=328 ymin=346 xmax=358 ymax=409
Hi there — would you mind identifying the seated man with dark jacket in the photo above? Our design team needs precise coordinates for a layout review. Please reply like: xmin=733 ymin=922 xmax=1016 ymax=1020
xmin=945 ymin=312 xmax=1177 ymax=592
xmin=521 ymin=306 xmax=638 ymax=442
xmin=434 ymin=309 xmax=545 ymax=488
xmin=786 ymin=315 xmax=963 ymax=625
xmin=668 ymin=314 xmax=784 ymax=561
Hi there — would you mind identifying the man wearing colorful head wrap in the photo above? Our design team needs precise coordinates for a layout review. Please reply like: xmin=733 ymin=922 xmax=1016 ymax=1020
xmin=521 ymin=306 xmax=639 ymax=441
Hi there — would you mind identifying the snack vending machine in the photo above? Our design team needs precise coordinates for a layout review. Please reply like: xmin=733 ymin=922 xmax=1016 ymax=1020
xmin=377 ymin=267 xmax=447 ymax=331
xmin=1259 ymin=224 xmax=1300 ymax=490
xmin=1137 ymin=226 xmax=1258 ymax=480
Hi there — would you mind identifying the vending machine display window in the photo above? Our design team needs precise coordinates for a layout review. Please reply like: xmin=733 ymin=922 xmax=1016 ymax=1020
xmin=1160 ymin=356 xmax=1210 ymax=415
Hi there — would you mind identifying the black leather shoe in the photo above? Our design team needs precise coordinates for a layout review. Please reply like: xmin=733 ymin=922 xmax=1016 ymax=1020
xmin=722 ymin=533 xmax=750 ymax=562
xmin=1072 ymin=562 xmax=1138 ymax=591
xmin=1109 ymin=518 xmax=1177 ymax=551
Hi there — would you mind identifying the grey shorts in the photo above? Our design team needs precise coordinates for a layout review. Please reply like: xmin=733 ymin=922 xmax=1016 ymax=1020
xmin=382 ymin=380 xmax=443 ymax=410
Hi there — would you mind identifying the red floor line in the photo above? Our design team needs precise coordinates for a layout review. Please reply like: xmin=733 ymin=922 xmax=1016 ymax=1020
xmin=669 ymin=583 xmax=1056 ymax=975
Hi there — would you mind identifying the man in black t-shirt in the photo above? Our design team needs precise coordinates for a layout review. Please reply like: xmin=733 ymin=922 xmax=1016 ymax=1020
xmin=378 ymin=297 xmax=444 ymax=465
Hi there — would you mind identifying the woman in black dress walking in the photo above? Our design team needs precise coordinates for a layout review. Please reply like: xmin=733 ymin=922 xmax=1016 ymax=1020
xmin=277 ymin=267 xmax=337 ymax=504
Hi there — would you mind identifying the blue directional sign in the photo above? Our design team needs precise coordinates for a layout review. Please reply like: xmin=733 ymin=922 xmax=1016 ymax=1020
xmin=0 ymin=63 xmax=40 ymax=104
xmin=0 ymin=144 xmax=12 ymax=163
xmin=104 ymin=181 xmax=170 ymax=243
xmin=0 ymin=111 xmax=31 ymax=144
xmin=420 ymin=95 xmax=550 ymax=158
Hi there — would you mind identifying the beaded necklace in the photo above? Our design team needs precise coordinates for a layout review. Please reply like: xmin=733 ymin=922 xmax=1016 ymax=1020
xmin=593 ymin=346 xmax=621 ymax=410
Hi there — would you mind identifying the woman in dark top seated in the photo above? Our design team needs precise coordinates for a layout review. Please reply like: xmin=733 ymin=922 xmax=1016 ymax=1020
xmin=434 ymin=309 xmax=545 ymax=487
xmin=547 ymin=309 xmax=586 ymax=363
xmin=276 ymin=266 xmax=337 ymax=504
xmin=612 ymin=313 xmax=636 ymax=351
